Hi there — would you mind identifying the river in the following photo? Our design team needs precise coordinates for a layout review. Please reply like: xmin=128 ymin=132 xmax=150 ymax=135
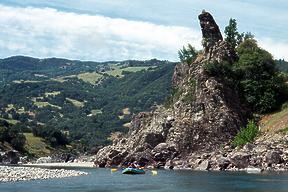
xmin=1 ymin=168 xmax=288 ymax=192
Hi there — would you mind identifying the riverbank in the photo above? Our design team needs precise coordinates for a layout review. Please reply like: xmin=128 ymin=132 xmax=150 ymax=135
xmin=0 ymin=166 xmax=88 ymax=182
xmin=23 ymin=162 xmax=95 ymax=168
xmin=92 ymin=132 xmax=288 ymax=173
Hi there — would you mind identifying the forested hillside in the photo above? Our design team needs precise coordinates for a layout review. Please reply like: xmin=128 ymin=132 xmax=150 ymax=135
xmin=0 ymin=56 xmax=175 ymax=154
xmin=0 ymin=54 xmax=287 ymax=156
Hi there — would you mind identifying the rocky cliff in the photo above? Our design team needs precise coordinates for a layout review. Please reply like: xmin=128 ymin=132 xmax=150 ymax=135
xmin=93 ymin=11 xmax=249 ymax=169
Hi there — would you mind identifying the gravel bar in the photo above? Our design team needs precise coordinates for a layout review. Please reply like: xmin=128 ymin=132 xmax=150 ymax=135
xmin=0 ymin=166 xmax=88 ymax=182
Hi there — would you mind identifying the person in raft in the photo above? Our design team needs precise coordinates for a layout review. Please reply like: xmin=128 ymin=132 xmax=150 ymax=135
xmin=128 ymin=162 xmax=140 ymax=168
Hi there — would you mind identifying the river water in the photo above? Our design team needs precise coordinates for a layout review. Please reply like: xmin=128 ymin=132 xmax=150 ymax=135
xmin=1 ymin=168 xmax=288 ymax=192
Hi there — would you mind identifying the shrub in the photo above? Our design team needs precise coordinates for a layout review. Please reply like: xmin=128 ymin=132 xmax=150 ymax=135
xmin=279 ymin=127 xmax=288 ymax=134
xmin=0 ymin=122 xmax=26 ymax=151
xmin=32 ymin=126 xmax=69 ymax=147
xmin=178 ymin=44 xmax=198 ymax=65
xmin=11 ymin=134 xmax=26 ymax=151
xmin=232 ymin=120 xmax=258 ymax=147
xmin=204 ymin=61 xmax=232 ymax=76
xmin=203 ymin=60 xmax=235 ymax=87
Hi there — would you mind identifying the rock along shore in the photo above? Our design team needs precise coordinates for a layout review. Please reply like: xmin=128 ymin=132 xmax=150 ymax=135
xmin=0 ymin=166 xmax=88 ymax=182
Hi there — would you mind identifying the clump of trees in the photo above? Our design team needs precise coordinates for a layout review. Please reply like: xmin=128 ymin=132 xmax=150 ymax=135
xmin=204 ymin=18 xmax=288 ymax=114
xmin=32 ymin=126 xmax=68 ymax=147
xmin=235 ymin=38 xmax=287 ymax=113
xmin=224 ymin=18 xmax=254 ymax=49
xmin=0 ymin=120 xmax=26 ymax=151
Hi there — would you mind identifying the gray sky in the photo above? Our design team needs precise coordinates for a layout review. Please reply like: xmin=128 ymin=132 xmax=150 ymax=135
xmin=0 ymin=0 xmax=287 ymax=61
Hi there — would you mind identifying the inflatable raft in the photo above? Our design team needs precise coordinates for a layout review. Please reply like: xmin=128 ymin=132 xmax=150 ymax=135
xmin=122 ymin=168 xmax=145 ymax=174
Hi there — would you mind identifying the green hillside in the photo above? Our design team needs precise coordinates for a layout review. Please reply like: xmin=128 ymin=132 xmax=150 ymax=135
xmin=0 ymin=56 xmax=175 ymax=153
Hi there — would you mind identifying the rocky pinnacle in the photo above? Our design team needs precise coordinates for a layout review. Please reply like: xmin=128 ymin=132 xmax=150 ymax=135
xmin=93 ymin=11 xmax=245 ymax=168
xmin=198 ymin=11 xmax=223 ymax=54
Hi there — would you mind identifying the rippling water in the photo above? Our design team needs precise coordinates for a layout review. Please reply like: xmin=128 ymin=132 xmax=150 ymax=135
xmin=1 ymin=168 xmax=288 ymax=192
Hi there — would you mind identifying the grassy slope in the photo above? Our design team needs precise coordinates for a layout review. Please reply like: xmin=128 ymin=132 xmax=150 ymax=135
xmin=104 ymin=66 xmax=152 ymax=77
xmin=260 ymin=106 xmax=288 ymax=133
xmin=77 ymin=72 xmax=103 ymax=85
xmin=24 ymin=133 xmax=51 ymax=157
xmin=66 ymin=98 xmax=85 ymax=108
xmin=44 ymin=91 xmax=61 ymax=97
xmin=34 ymin=101 xmax=62 ymax=109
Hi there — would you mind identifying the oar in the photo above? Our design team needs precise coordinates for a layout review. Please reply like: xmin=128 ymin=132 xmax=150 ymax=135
xmin=111 ymin=168 xmax=118 ymax=173
xmin=151 ymin=170 xmax=158 ymax=175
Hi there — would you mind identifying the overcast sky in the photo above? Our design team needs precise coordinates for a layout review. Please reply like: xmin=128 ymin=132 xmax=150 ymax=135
xmin=0 ymin=0 xmax=287 ymax=61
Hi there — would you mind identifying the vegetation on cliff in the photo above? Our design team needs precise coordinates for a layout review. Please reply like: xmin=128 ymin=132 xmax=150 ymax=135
xmin=176 ymin=17 xmax=288 ymax=148
xmin=232 ymin=120 xmax=258 ymax=147
xmin=178 ymin=44 xmax=199 ymax=65
xmin=201 ymin=20 xmax=288 ymax=114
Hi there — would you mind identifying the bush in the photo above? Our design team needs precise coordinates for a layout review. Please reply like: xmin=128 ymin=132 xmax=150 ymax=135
xmin=204 ymin=38 xmax=288 ymax=114
xmin=203 ymin=61 xmax=235 ymax=87
xmin=32 ymin=126 xmax=69 ymax=147
xmin=204 ymin=61 xmax=232 ymax=76
xmin=11 ymin=134 xmax=26 ymax=151
xmin=0 ymin=121 xmax=26 ymax=151
xmin=232 ymin=120 xmax=258 ymax=147
xmin=279 ymin=127 xmax=288 ymax=134
xmin=178 ymin=44 xmax=198 ymax=65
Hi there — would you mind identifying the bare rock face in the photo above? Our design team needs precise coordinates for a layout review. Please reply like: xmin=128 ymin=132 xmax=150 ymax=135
xmin=93 ymin=11 xmax=246 ymax=168
xmin=198 ymin=11 xmax=237 ymax=63
xmin=198 ymin=11 xmax=223 ymax=53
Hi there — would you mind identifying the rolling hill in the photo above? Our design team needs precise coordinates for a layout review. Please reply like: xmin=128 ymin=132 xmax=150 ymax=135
xmin=0 ymin=56 xmax=176 ymax=155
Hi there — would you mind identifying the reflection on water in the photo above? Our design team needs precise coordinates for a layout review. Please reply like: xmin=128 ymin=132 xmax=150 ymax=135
xmin=1 ymin=168 xmax=288 ymax=192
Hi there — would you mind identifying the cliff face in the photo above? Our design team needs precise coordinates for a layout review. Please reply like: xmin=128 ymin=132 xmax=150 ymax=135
xmin=93 ymin=11 xmax=247 ymax=168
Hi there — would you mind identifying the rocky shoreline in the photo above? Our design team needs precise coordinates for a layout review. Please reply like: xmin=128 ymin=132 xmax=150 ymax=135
xmin=175 ymin=133 xmax=288 ymax=172
xmin=0 ymin=166 xmax=88 ymax=182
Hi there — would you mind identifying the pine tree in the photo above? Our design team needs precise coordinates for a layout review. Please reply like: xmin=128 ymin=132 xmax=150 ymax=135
xmin=178 ymin=44 xmax=198 ymax=64
xmin=224 ymin=18 xmax=240 ymax=49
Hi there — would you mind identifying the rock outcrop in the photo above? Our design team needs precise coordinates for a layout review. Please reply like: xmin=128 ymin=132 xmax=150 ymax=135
xmin=93 ymin=11 xmax=247 ymax=168
xmin=0 ymin=150 xmax=20 ymax=164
